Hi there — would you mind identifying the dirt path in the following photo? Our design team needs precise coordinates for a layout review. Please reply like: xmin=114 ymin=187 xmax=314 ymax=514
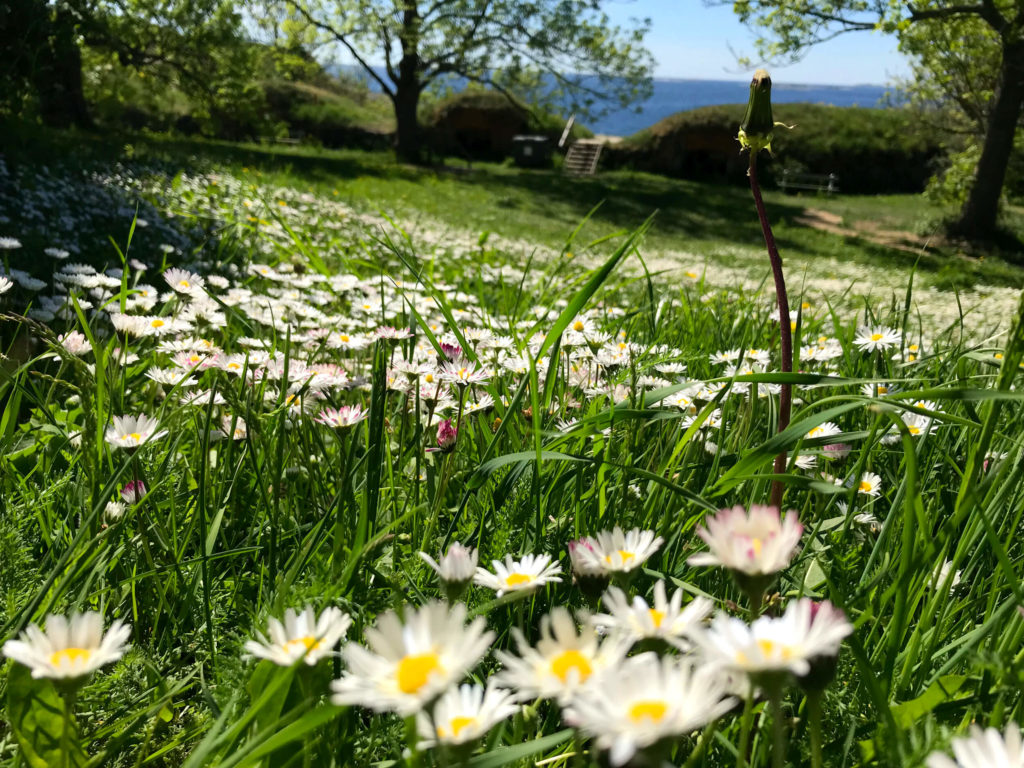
xmin=795 ymin=207 xmax=945 ymax=254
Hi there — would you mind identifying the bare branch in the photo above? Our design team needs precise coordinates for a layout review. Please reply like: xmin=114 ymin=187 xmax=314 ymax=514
xmin=286 ymin=1 xmax=396 ymax=98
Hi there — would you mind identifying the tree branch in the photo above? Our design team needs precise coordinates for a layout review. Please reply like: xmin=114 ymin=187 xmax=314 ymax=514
xmin=286 ymin=2 xmax=396 ymax=98
xmin=906 ymin=1 xmax=1005 ymax=31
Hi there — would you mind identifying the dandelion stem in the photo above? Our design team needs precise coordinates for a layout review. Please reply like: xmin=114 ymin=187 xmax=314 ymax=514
xmin=748 ymin=151 xmax=792 ymax=510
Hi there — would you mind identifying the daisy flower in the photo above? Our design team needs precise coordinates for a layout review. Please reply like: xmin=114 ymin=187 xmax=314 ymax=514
xmin=104 ymin=414 xmax=168 ymax=449
xmin=564 ymin=653 xmax=736 ymax=767
xmin=474 ymin=554 xmax=562 ymax=597
xmin=689 ymin=598 xmax=852 ymax=682
xmin=860 ymin=382 xmax=898 ymax=398
xmin=687 ymin=505 xmax=803 ymax=577
xmin=58 ymin=331 xmax=91 ymax=356
xmin=416 ymin=683 xmax=518 ymax=749
xmin=3 ymin=612 xmax=131 ymax=680
xmin=438 ymin=359 xmax=490 ymax=386
xmin=0 ymin=276 xmax=13 ymax=295
xmin=569 ymin=527 xmax=663 ymax=575
xmin=163 ymin=267 xmax=205 ymax=295
xmin=330 ymin=601 xmax=493 ymax=715
xmin=926 ymin=724 xmax=1023 ymax=768
xmin=592 ymin=581 xmax=713 ymax=648
xmin=494 ymin=608 xmax=629 ymax=704
xmin=244 ymin=606 xmax=352 ymax=666
xmin=806 ymin=421 xmax=841 ymax=441
xmin=315 ymin=405 xmax=368 ymax=429
xmin=854 ymin=326 xmax=900 ymax=352
xmin=855 ymin=472 xmax=882 ymax=496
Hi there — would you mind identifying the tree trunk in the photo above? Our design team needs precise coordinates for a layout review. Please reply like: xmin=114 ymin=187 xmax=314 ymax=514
xmin=33 ymin=4 xmax=92 ymax=129
xmin=394 ymin=80 xmax=422 ymax=164
xmin=393 ymin=2 xmax=423 ymax=164
xmin=952 ymin=40 xmax=1024 ymax=241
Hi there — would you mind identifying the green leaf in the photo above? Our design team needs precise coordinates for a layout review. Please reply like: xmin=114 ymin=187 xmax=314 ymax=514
xmin=466 ymin=450 xmax=587 ymax=491
xmin=889 ymin=675 xmax=970 ymax=728
xmin=466 ymin=729 xmax=573 ymax=767
xmin=6 ymin=664 xmax=88 ymax=768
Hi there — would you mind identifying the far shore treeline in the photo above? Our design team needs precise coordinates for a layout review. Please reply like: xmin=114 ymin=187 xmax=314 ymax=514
xmin=4 ymin=41 xmax=1023 ymax=201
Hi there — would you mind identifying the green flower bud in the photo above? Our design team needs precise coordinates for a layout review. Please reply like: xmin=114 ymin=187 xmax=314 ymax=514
xmin=739 ymin=69 xmax=774 ymax=154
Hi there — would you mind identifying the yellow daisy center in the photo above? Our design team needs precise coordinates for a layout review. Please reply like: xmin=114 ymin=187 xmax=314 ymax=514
xmin=179 ymin=280 xmax=190 ymax=289
xmin=870 ymin=333 xmax=884 ymax=341
xmin=685 ymin=270 xmax=697 ymax=279
xmin=50 ymin=647 xmax=92 ymax=666
xmin=127 ymin=432 xmax=142 ymax=441
xmin=340 ymin=335 xmax=350 ymax=343
xmin=151 ymin=319 xmax=165 ymax=328
xmin=605 ymin=549 xmax=635 ymax=564
xmin=648 ymin=609 xmax=666 ymax=628
xmin=284 ymin=636 xmax=322 ymax=655
xmin=859 ymin=480 xmax=873 ymax=492
xmin=228 ymin=363 xmax=240 ymax=370
xmin=550 ymin=649 xmax=592 ymax=684
xmin=425 ymin=373 xmax=435 ymax=383
xmin=396 ymin=652 xmax=442 ymax=694
xmin=757 ymin=639 xmax=793 ymax=659
xmin=908 ymin=425 xmax=921 ymax=435
xmin=440 ymin=716 xmax=477 ymax=739
xmin=628 ymin=700 xmax=668 ymax=724
xmin=750 ymin=538 xmax=763 ymax=556
xmin=505 ymin=572 xmax=533 ymax=588
xmin=573 ymin=321 xmax=585 ymax=332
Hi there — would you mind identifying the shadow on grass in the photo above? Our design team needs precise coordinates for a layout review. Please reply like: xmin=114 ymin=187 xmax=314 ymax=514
xmin=9 ymin=126 xmax=1021 ymax=287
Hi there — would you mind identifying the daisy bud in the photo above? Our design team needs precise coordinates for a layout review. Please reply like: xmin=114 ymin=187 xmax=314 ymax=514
xmin=796 ymin=601 xmax=852 ymax=694
xmin=823 ymin=442 xmax=852 ymax=461
xmin=568 ymin=539 xmax=611 ymax=601
xmin=440 ymin=342 xmax=463 ymax=362
xmin=121 ymin=480 xmax=147 ymax=504
xmin=433 ymin=419 xmax=458 ymax=453
xmin=419 ymin=543 xmax=478 ymax=602
xmin=738 ymin=69 xmax=775 ymax=155
xmin=104 ymin=500 xmax=126 ymax=522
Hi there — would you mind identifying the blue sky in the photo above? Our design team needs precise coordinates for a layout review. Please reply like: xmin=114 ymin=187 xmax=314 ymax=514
xmin=604 ymin=0 xmax=911 ymax=85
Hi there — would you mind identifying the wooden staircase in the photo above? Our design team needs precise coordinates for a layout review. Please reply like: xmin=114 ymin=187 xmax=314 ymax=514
xmin=563 ymin=139 xmax=603 ymax=176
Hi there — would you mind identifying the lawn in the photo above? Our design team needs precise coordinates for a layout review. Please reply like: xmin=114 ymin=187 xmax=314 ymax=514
xmin=0 ymin=131 xmax=1022 ymax=768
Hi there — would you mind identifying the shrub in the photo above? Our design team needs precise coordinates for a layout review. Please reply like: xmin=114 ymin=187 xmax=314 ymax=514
xmin=424 ymin=88 xmax=591 ymax=161
xmin=604 ymin=103 xmax=944 ymax=194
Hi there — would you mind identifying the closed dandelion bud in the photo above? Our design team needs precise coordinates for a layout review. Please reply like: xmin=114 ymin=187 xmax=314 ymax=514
xmin=739 ymin=69 xmax=775 ymax=155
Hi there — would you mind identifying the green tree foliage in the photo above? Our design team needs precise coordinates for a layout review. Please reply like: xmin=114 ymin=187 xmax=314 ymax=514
xmin=271 ymin=0 xmax=655 ymax=161
xmin=727 ymin=0 xmax=1024 ymax=241
xmin=2 ymin=0 xmax=260 ymax=135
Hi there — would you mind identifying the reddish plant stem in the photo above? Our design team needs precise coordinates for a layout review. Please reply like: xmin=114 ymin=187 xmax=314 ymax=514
xmin=748 ymin=152 xmax=793 ymax=510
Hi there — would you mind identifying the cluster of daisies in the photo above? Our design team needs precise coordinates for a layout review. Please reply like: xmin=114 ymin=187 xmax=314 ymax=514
xmin=5 ymin=507 xmax=1015 ymax=767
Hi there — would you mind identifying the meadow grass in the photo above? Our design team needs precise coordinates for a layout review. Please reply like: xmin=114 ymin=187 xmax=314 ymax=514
xmin=0 ymin=137 xmax=1022 ymax=768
